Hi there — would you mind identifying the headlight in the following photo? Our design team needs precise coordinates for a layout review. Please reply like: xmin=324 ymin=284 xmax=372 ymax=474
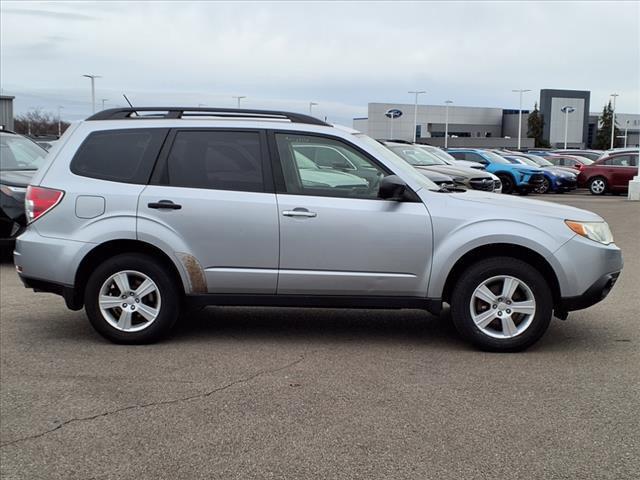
xmin=565 ymin=220 xmax=614 ymax=245
xmin=452 ymin=176 xmax=466 ymax=185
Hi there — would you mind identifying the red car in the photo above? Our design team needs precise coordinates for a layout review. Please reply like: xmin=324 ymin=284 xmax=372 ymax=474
xmin=546 ymin=154 xmax=594 ymax=172
xmin=578 ymin=152 xmax=639 ymax=195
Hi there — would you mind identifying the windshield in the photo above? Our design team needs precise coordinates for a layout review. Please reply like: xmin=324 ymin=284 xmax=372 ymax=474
xmin=420 ymin=146 xmax=458 ymax=164
xmin=388 ymin=146 xmax=446 ymax=166
xmin=559 ymin=151 xmax=601 ymax=161
xmin=0 ymin=134 xmax=48 ymax=171
xmin=509 ymin=155 xmax=538 ymax=167
xmin=481 ymin=151 xmax=511 ymax=164
xmin=353 ymin=134 xmax=439 ymax=191
xmin=526 ymin=154 xmax=553 ymax=166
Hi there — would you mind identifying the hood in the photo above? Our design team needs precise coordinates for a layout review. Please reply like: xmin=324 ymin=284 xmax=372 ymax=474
xmin=542 ymin=166 xmax=577 ymax=177
xmin=414 ymin=167 xmax=453 ymax=182
xmin=416 ymin=164 xmax=492 ymax=179
xmin=453 ymin=160 xmax=485 ymax=170
xmin=0 ymin=169 xmax=36 ymax=187
xmin=450 ymin=189 xmax=601 ymax=221
xmin=508 ymin=163 xmax=543 ymax=174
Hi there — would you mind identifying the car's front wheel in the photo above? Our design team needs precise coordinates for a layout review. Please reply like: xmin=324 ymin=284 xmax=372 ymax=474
xmin=85 ymin=254 xmax=180 ymax=343
xmin=450 ymin=257 xmax=553 ymax=352
xmin=536 ymin=178 xmax=551 ymax=194
xmin=589 ymin=177 xmax=607 ymax=195
xmin=497 ymin=174 xmax=514 ymax=194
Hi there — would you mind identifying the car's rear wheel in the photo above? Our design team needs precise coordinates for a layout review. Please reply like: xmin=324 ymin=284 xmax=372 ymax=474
xmin=589 ymin=177 xmax=607 ymax=195
xmin=85 ymin=254 xmax=180 ymax=343
xmin=497 ymin=174 xmax=514 ymax=194
xmin=450 ymin=257 xmax=553 ymax=352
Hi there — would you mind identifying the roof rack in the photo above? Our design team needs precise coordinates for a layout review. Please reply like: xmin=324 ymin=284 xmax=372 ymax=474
xmin=86 ymin=107 xmax=330 ymax=126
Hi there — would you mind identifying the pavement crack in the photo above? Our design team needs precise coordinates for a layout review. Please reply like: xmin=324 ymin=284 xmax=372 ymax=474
xmin=0 ymin=353 xmax=308 ymax=449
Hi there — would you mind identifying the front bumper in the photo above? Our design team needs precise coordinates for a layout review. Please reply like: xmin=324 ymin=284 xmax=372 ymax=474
xmin=559 ymin=271 xmax=620 ymax=312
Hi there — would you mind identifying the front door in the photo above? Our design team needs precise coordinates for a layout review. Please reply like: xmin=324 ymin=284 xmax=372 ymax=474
xmin=138 ymin=129 xmax=279 ymax=294
xmin=272 ymin=132 xmax=432 ymax=297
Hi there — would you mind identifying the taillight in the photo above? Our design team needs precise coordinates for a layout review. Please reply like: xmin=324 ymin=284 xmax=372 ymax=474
xmin=25 ymin=186 xmax=64 ymax=223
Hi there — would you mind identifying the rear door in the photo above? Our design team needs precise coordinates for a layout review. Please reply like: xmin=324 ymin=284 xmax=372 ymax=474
xmin=138 ymin=129 xmax=279 ymax=294
xmin=271 ymin=131 xmax=432 ymax=297
xmin=605 ymin=155 xmax=637 ymax=188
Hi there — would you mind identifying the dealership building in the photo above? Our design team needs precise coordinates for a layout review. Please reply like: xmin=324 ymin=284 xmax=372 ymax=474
xmin=353 ymin=89 xmax=639 ymax=149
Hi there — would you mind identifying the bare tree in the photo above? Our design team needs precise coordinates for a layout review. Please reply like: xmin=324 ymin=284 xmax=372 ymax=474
xmin=14 ymin=108 xmax=70 ymax=137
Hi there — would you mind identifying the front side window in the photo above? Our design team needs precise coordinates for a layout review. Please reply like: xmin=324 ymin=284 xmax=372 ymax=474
xmin=71 ymin=128 xmax=167 ymax=183
xmin=167 ymin=131 xmax=264 ymax=192
xmin=275 ymin=133 xmax=386 ymax=199
xmin=602 ymin=155 xmax=632 ymax=167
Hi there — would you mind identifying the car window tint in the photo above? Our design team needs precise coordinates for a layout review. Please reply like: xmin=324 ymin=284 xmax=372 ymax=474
xmin=603 ymin=156 xmax=630 ymax=166
xmin=71 ymin=129 xmax=167 ymax=183
xmin=465 ymin=152 xmax=486 ymax=163
xmin=275 ymin=133 xmax=386 ymax=199
xmin=167 ymin=131 xmax=264 ymax=192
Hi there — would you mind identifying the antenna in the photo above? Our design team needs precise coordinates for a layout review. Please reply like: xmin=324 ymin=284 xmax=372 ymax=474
xmin=122 ymin=94 xmax=138 ymax=117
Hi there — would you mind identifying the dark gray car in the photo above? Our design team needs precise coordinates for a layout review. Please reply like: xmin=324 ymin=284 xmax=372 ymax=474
xmin=385 ymin=142 xmax=501 ymax=192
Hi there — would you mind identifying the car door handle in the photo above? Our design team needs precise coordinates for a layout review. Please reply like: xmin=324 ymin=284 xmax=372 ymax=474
xmin=148 ymin=200 xmax=182 ymax=210
xmin=282 ymin=209 xmax=317 ymax=218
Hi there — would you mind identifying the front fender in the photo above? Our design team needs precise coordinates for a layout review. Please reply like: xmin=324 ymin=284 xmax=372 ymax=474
xmin=427 ymin=218 xmax=571 ymax=298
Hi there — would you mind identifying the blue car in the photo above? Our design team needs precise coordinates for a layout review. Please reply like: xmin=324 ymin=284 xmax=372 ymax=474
xmin=447 ymin=149 xmax=544 ymax=194
xmin=502 ymin=154 xmax=578 ymax=194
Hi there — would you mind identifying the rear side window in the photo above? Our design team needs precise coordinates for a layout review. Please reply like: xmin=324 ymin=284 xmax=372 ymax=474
xmin=166 ymin=131 xmax=264 ymax=192
xmin=71 ymin=129 xmax=167 ymax=183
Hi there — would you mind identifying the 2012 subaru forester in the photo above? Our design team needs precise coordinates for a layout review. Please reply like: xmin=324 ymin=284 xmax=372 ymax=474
xmin=14 ymin=108 xmax=623 ymax=351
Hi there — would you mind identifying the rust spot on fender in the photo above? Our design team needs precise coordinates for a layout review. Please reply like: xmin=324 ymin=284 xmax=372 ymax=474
xmin=176 ymin=253 xmax=207 ymax=294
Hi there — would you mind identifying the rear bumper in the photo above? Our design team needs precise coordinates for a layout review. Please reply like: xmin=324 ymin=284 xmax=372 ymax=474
xmin=559 ymin=271 xmax=620 ymax=312
xmin=18 ymin=274 xmax=83 ymax=310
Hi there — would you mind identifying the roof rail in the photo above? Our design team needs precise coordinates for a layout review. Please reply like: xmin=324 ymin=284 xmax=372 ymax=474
xmin=86 ymin=107 xmax=330 ymax=126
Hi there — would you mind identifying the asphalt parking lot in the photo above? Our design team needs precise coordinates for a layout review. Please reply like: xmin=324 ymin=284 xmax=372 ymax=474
xmin=1 ymin=193 xmax=639 ymax=480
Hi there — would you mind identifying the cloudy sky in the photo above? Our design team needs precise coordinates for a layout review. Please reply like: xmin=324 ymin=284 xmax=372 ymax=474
xmin=1 ymin=1 xmax=638 ymax=124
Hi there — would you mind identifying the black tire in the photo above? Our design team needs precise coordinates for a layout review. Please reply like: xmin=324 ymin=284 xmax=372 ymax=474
xmin=588 ymin=176 xmax=607 ymax=195
xmin=450 ymin=257 xmax=553 ymax=352
xmin=85 ymin=254 xmax=181 ymax=344
xmin=497 ymin=174 xmax=514 ymax=194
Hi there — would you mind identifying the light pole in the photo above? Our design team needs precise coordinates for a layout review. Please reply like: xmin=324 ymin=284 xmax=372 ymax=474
xmin=232 ymin=96 xmax=246 ymax=108
xmin=561 ymin=106 xmax=575 ymax=149
xmin=309 ymin=102 xmax=318 ymax=115
xmin=101 ymin=99 xmax=108 ymax=110
xmin=610 ymin=93 xmax=619 ymax=149
xmin=82 ymin=74 xmax=101 ymax=114
xmin=444 ymin=100 xmax=453 ymax=148
xmin=512 ymin=89 xmax=531 ymax=150
xmin=57 ymin=106 xmax=64 ymax=137
xmin=408 ymin=90 xmax=426 ymax=143
xmin=624 ymin=120 xmax=629 ymax=148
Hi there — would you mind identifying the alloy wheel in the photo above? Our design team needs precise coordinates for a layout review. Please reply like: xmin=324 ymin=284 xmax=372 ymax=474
xmin=537 ymin=178 xmax=550 ymax=194
xmin=469 ymin=275 xmax=536 ymax=339
xmin=98 ymin=270 xmax=162 ymax=332
xmin=590 ymin=178 xmax=606 ymax=194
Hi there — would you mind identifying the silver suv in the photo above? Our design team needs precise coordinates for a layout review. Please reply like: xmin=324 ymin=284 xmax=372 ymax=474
xmin=14 ymin=108 xmax=623 ymax=351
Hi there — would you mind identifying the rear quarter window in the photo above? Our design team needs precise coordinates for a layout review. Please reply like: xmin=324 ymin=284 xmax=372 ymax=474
xmin=70 ymin=128 xmax=168 ymax=183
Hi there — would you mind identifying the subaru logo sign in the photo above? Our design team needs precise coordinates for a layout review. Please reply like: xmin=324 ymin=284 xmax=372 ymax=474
xmin=385 ymin=109 xmax=403 ymax=119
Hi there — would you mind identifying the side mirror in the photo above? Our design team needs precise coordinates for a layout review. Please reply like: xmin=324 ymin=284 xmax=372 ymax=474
xmin=378 ymin=175 xmax=409 ymax=201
